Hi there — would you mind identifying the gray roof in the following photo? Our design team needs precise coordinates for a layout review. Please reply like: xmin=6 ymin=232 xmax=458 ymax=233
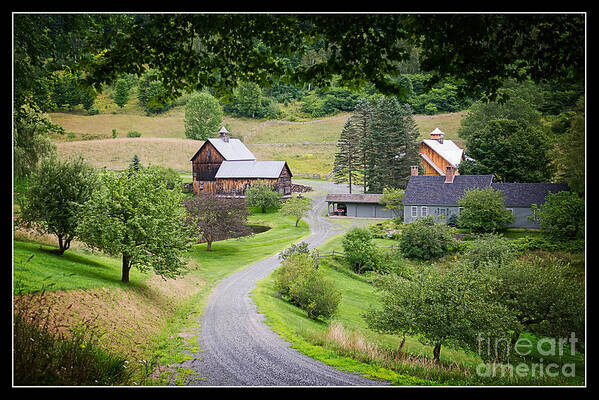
xmin=402 ymin=175 xmax=494 ymax=205
xmin=325 ymin=193 xmax=384 ymax=204
xmin=491 ymin=183 xmax=570 ymax=207
xmin=403 ymin=175 xmax=570 ymax=207
xmin=206 ymin=137 xmax=256 ymax=161
xmin=214 ymin=160 xmax=287 ymax=179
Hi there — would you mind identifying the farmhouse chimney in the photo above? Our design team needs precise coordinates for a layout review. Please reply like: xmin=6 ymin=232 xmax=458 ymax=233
xmin=411 ymin=165 xmax=419 ymax=176
xmin=219 ymin=126 xmax=230 ymax=143
xmin=445 ymin=166 xmax=455 ymax=183
xmin=430 ymin=127 xmax=444 ymax=144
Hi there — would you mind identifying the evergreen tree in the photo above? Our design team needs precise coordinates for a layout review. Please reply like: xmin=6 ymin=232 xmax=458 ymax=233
xmin=332 ymin=119 xmax=362 ymax=193
xmin=352 ymin=98 xmax=375 ymax=191
xmin=363 ymin=97 xmax=420 ymax=192
xmin=129 ymin=154 xmax=141 ymax=172
xmin=113 ymin=78 xmax=130 ymax=108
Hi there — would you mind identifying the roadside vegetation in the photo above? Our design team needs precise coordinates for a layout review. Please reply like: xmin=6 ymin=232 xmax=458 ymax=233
xmin=253 ymin=215 xmax=585 ymax=386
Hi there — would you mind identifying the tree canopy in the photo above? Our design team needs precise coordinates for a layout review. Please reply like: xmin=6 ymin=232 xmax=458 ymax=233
xmin=53 ymin=13 xmax=585 ymax=103
xmin=76 ymin=167 xmax=192 ymax=282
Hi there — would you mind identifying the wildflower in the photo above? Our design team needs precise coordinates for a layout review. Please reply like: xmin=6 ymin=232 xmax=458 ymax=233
xmin=80 ymin=344 xmax=86 ymax=349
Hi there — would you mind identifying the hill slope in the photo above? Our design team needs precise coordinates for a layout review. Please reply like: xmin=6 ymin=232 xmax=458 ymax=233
xmin=51 ymin=109 xmax=465 ymax=176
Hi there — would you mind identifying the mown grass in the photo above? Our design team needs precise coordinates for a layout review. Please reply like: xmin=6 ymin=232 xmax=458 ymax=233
xmin=13 ymin=241 xmax=150 ymax=293
xmin=187 ymin=207 xmax=310 ymax=284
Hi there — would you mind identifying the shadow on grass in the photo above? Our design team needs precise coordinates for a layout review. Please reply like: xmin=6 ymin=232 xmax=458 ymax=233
xmin=14 ymin=242 xmax=147 ymax=292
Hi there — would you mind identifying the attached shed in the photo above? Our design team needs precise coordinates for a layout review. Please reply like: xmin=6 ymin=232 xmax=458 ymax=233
xmin=326 ymin=193 xmax=395 ymax=219
xmin=490 ymin=182 xmax=570 ymax=228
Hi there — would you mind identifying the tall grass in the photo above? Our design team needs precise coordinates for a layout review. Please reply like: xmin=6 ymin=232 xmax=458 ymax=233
xmin=13 ymin=287 xmax=137 ymax=386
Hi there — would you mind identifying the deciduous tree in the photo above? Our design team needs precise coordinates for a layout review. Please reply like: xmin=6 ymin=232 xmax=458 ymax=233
xmin=182 ymin=193 xmax=252 ymax=251
xmin=184 ymin=91 xmax=223 ymax=140
xmin=245 ymin=181 xmax=282 ymax=213
xmin=17 ymin=156 xmax=99 ymax=255
xmin=365 ymin=264 xmax=517 ymax=363
xmin=280 ymin=195 xmax=311 ymax=227
xmin=457 ymin=187 xmax=514 ymax=233
xmin=76 ymin=168 xmax=192 ymax=282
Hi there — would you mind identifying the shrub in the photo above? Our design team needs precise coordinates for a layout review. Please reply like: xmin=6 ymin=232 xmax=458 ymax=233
xmin=446 ymin=213 xmax=458 ymax=227
xmin=279 ymin=242 xmax=310 ymax=261
xmin=126 ymin=130 xmax=141 ymax=138
xmin=375 ymin=248 xmax=411 ymax=277
xmin=342 ymin=227 xmax=379 ymax=273
xmin=457 ymin=187 xmax=514 ymax=233
xmin=461 ymin=233 xmax=521 ymax=268
xmin=399 ymin=216 xmax=457 ymax=260
xmin=288 ymin=270 xmax=342 ymax=320
xmin=273 ymin=253 xmax=341 ymax=320
xmin=529 ymin=190 xmax=585 ymax=240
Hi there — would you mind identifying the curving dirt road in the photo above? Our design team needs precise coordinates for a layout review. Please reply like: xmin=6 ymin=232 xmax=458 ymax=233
xmin=178 ymin=180 xmax=388 ymax=386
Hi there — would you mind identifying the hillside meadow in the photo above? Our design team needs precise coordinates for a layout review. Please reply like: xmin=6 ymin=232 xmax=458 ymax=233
xmin=50 ymin=108 xmax=465 ymax=177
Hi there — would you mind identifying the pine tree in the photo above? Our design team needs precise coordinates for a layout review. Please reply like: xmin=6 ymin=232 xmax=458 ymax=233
xmin=351 ymin=98 xmax=375 ymax=191
xmin=332 ymin=119 xmax=361 ymax=193
xmin=129 ymin=154 xmax=141 ymax=172
xmin=363 ymin=97 xmax=420 ymax=192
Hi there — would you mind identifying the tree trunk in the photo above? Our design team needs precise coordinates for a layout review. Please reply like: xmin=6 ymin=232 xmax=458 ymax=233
xmin=57 ymin=235 xmax=65 ymax=256
xmin=122 ymin=254 xmax=131 ymax=283
xmin=433 ymin=343 xmax=442 ymax=364
xmin=206 ymin=240 xmax=212 ymax=251
xmin=394 ymin=335 xmax=406 ymax=362
xmin=511 ymin=330 xmax=521 ymax=346
xmin=349 ymin=170 xmax=352 ymax=194
xmin=295 ymin=217 xmax=300 ymax=227
xmin=56 ymin=235 xmax=71 ymax=256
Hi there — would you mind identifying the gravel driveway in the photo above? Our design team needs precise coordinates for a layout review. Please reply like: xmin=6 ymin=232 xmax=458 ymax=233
xmin=178 ymin=180 xmax=389 ymax=386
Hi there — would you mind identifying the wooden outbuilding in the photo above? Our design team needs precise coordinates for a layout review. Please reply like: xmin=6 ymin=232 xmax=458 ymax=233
xmin=190 ymin=127 xmax=292 ymax=197
xmin=419 ymin=128 xmax=468 ymax=176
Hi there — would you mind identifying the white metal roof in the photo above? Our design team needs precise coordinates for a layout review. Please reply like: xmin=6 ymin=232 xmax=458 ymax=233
xmin=207 ymin=137 xmax=256 ymax=161
xmin=215 ymin=160 xmax=286 ymax=179
xmin=421 ymin=139 xmax=464 ymax=167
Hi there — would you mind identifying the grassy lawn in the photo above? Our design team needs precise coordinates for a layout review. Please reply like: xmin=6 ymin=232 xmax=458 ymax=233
xmin=13 ymin=241 xmax=150 ymax=293
xmin=187 ymin=207 xmax=310 ymax=284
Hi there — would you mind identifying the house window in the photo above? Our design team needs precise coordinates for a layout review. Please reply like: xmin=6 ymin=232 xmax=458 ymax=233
xmin=439 ymin=208 xmax=446 ymax=217
xmin=458 ymin=207 xmax=464 ymax=214
xmin=421 ymin=206 xmax=428 ymax=217
xmin=507 ymin=208 xmax=514 ymax=215
xmin=411 ymin=206 xmax=418 ymax=217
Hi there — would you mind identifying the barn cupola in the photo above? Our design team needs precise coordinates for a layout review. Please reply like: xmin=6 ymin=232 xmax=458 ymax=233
xmin=430 ymin=127 xmax=445 ymax=144
xmin=219 ymin=126 xmax=230 ymax=143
